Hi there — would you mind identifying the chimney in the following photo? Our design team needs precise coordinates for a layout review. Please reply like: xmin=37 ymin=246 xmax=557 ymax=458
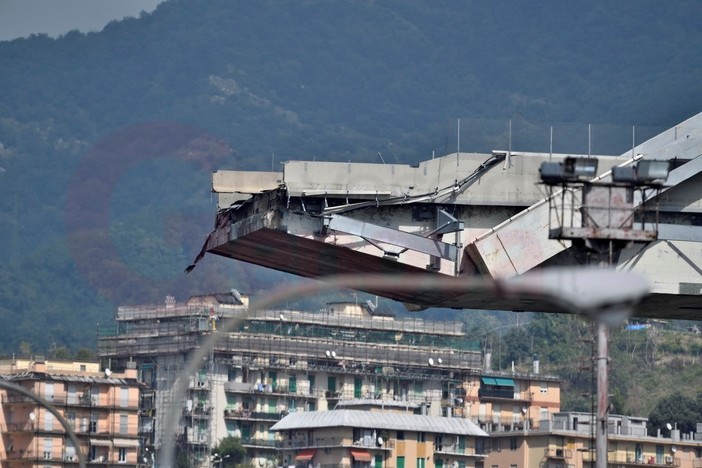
xmin=484 ymin=351 xmax=492 ymax=371
xmin=533 ymin=354 xmax=539 ymax=374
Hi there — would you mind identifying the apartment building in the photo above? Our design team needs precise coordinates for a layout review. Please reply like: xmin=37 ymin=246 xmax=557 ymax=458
xmin=271 ymin=409 xmax=489 ymax=468
xmin=0 ymin=358 xmax=143 ymax=467
xmin=97 ymin=293 xmax=560 ymax=467
xmin=485 ymin=412 xmax=702 ymax=468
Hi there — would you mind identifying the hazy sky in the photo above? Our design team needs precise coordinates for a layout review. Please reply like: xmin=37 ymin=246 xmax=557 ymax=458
xmin=0 ymin=0 xmax=163 ymax=41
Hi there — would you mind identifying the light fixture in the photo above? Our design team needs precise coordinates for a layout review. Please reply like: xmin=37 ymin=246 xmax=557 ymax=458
xmin=539 ymin=157 xmax=599 ymax=184
xmin=634 ymin=160 xmax=670 ymax=184
xmin=611 ymin=160 xmax=670 ymax=185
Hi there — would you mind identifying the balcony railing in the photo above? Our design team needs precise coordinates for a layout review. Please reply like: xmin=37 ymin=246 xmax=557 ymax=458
xmin=240 ymin=438 xmax=278 ymax=448
xmin=223 ymin=409 xmax=281 ymax=421
xmin=224 ymin=381 xmax=323 ymax=398
xmin=434 ymin=444 xmax=486 ymax=457
xmin=277 ymin=438 xmax=394 ymax=451
xmin=1 ymin=393 xmax=139 ymax=410
xmin=478 ymin=388 xmax=515 ymax=400
xmin=581 ymin=451 xmax=680 ymax=467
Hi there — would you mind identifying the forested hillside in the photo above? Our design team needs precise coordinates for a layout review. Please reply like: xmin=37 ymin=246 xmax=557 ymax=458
xmin=0 ymin=0 xmax=700 ymax=394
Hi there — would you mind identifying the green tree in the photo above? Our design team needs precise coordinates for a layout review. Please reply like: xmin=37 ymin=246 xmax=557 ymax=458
xmin=648 ymin=392 xmax=702 ymax=436
xmin=212 ymin=436 xmax=247 ymax=468
xmin=74 ymin=348 xmax=95 ymax=361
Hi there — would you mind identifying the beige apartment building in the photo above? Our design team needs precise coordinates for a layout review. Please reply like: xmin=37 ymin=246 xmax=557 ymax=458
xmin=485 ymin=412 xmax=702 ymax=468
xmin=271 ymin=409 xmax=489 ymax=468
xmin=0 ymin=358 xmax=143 ymax=467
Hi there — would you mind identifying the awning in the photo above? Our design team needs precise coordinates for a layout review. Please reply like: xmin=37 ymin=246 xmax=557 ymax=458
xmin=480 ymin=377 xmax=497 ymax=386
xmin=89 ymin=439 xmax=112 ymax=447
xmin=494 ymin=378 xmax=515 ymax=387
xmin=295 ymin=449 xmax=316 ymax=462
xmin=350 ymin=449 xmax=372 ymax=462
xmin=113 ymin=438 xmax=140 ymax=447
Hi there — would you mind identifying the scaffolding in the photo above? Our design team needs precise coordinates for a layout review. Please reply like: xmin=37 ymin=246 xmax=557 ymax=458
xmin=97 ymin=300 xmax=490 ymax=467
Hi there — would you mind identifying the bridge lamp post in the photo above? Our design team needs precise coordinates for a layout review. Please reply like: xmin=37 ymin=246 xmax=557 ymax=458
xmin=539 ymin=156 xmax=669 ymax=468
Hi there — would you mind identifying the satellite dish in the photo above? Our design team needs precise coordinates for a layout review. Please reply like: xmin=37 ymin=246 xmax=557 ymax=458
xmin=377 ymin=437 xmax=384 ymax=446
xmin=437 ymin=358 xmax=443 ymax=364
xmin=671 ymin=446 xmax=677 ymax=453
xmin=428 ymin=358 xmax=434 ymax=366
xmin=366 ymin=300 xmax=376 ymax=313
xmin=29 ymin=412 xmax=36 ymax=421
xmin=279 ymin=313 xmax=286 ymax=321
xmin=666 ymin=423 xmax=673 ymax=431
xmin=105 ymin=368 xmax=112 ymax=377
xmin=331 ymin=351 xmax=337 ymax=359
xmin=521 ymin=407 xmax=528 ymax=414
xmin=325 ymin=350 xmax=332 ymax=358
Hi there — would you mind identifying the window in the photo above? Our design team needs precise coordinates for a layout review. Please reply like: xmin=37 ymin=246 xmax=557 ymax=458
xmin=45 ymin=383 xmax=54 ymax=401
xmin=510 ymin=438 xmax=518 ymax=450
xmin=416 ymin=458 xmax=425 ymax=468
xmin=476 ymin=438 xmax=486 ymax=455
xmin=44 ymin=411 xmax=54 ymax=431
xmin=118 ymin=447 xmax=126 ymax=463
xmin=540 ymin=407 xmax=549 ymax=422
xmin=80 ymin=364 xmax=86 ymax=371
xmin=540 ymin=382 xmax=548 ymax=394
xmin=397 ymin=431 xmax=405 ymax=440
xmin=491 ymin=438 xmax=501 ymax=452
xmin=397 ymin=456 xmax=405 ymax=468
xmin=43 ymin=438 xmax=53 ymax=460
xmin=435 ymin=434 xmax=443 ymax=451
xmin=417 ymin=432 xmax=426 ymax=442
xmin=120 ymin=414 xmax=128 ymax=434
xmin=120 ymin=387 xmax=129 ymax=407
xmin=90 ymin=413 xmax=98 ymax=433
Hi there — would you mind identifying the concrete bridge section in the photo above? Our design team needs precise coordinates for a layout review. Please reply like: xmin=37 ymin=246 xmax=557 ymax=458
xmin=198 ymin=113 xmax=702 ymax=319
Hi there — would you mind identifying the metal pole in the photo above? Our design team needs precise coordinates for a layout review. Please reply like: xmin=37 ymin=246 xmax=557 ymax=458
xmin=595 ymin=320 xmax=609 ymax=468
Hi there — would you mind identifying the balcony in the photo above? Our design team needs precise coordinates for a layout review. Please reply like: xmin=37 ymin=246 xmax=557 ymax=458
xmin=478 ymin=388 xmax=514 ymax=400
xmin=471 ymin=416 xmax=533 ymax=432
xmin=545 ymin=448 xmax=572 ymax=459
xmin=240 ymin=438 xmax=278 ymax=449
xmin=581 ymin=452 xmax=680 ymax=467
xmin=277 ymin=438 xmax=393 ymax=451
xmin=223 ymin=409 xmax=281 ymax=421
xmin=434 ymin=444 xmax=486 ymax=458
xmin=224 ymin=381 xmax=321 ymax=398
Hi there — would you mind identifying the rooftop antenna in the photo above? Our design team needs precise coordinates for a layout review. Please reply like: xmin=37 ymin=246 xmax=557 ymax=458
xmin=632 ymin=125 xmax=636 ymax=159
xmin=503 ymin=119 xmax=512 ymax=170
xmin=588 ymin=124 xmax=592 ymax=157
xmin=456 ymin=118 xmax=460 ymax=167
xmin=377 ymin=152 xmax=386 ymax=164
xmin=549 ymin=126 xmax=553 ymax=162
xmin=271 ymin=152 xmax=275 ymax=172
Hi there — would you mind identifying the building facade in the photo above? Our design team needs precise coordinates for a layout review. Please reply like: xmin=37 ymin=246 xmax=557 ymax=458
xmin=271 ymin=409 xmax=489 ymax=468
xmin=485 ymin=412 xmax=702 ymax=468
xmin=97 ymin=293 xmax=560 ymax=467
xmin=0 ymin=358 xmax=143 ymax=467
